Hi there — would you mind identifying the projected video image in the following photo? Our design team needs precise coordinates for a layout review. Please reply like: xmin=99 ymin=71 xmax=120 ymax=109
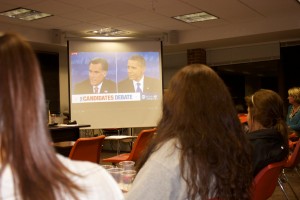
xmin=71 ymin=52 xmax=161 ymax=103
xmin=68 ymin=39 xmax=163 ymax=128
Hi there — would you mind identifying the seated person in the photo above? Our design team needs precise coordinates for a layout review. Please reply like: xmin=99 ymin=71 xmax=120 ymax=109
xmin=286 ymin=87 xmax=300 ymax=139
xmin=245 ymin=89 xmax=289 ymax=176
xmin=74 ymin=58 xmax=116 ymax=94
xmin=118 ymin=55 xmax=160 ymax=93
xmin=126 ymin=64 xmax=253 ymax=200
xmin=0 ymin=33 xmax=123 ymax=200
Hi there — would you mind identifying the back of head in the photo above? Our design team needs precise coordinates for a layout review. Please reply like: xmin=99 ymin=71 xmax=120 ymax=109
xmin=245 ymin=89 xmax=288 ymax=148
xmin=162 ymin=64 xmax=241 ymax=138
xmin=0 ymin=32 xmax=47 ymax=157
xmin=288 ymin=87 xmax=300 ymax=104
xmin=246 ymin=89 xmax=285 ymax=128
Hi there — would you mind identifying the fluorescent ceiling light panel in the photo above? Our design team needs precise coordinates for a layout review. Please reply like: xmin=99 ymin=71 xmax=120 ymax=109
xmin=84 ymin=36 xmax=133 ymax=40
xmin=87 ymin=27 xmax=131 ymax=36
xmin=0 ymin=7 xmax=52 ymax=21
xmin=173 ymin=12 xmax=218 ymax=23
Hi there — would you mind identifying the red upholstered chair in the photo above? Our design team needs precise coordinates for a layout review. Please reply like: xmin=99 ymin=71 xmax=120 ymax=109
xmin=102 ymin=128 xmax=157 ymax=164
xmin=288 ymin=132 xmax=298 ymax=140
xmin=288 ymin=132 xmax=299 ymax=150
xmin=238 ymin=113 xmax=248 ymax=124
xmin=278 ymin=139 xmax=300 ymax=199
xmin=68 ymin=135 xmax=106 ymax=164
xmin=284 ymin=139 xmax=300 ymax=177
xmin=251 ymin=159 xmax=287 ymax=200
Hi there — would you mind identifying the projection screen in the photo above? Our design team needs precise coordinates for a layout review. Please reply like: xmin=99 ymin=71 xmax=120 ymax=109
xmin=68 ymin=39 xmax=163 ymax=129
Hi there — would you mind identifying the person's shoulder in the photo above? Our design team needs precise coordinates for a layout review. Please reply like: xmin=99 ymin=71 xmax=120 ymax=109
xmin=57 ymin=154 xmax=102 ymax=174
xmin=103 ymin=78 xmax=116 ymax=86
xmin=76 ymin=79 xmax=90 ymax=86
xmin=151 ymin=139 xmax=179 ymax=160
xmin=57 ymin=155 xmax=124 ymax=199
xmin=144 ymin=76 xmax=161 ymax=92
xmin=118 ymin=78 xmax=130 ymax=85
xmin=102 ymin=79 xmax=117 ymax=93
xmin=118 ymin=78 xmax=131 ymax=88
xmin=73 ymin=79 xmax=91 ymax=94
xmin=146 ymin=138 xmax=180 ymax=172
xmin=145 ymin=76 xmax=159 ymax=81
xmin=117 ymin=79 xmax=133 ymax=93
xmin=101 ymin=78 xmax=114 ymax=86
xmin=144 ymin=76 xmax=160 ymax=86
xmin=247 ymin=128 xmax=281 ymax=141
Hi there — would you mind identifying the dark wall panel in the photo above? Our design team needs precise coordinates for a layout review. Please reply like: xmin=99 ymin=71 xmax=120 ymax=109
xmin=281 ymin=45 xmax=300 ymax=93
xmin=36 ymin=51 xmax=60 ymax=114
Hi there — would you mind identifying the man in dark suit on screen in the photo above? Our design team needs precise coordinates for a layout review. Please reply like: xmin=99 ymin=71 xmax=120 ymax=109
xmin=118 ymin=55 xmax=160 ymax=93
xmin=73 ymin=58 xmax=116 ymax=94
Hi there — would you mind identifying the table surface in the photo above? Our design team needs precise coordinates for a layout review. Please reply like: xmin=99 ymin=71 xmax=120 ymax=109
xmin=49 ymin=124 xmax=90 ymax=130
xmin=105 ymin=135 xmax=137 ymax=140
xmin=104 ymin=135 xmax=137 ymax=155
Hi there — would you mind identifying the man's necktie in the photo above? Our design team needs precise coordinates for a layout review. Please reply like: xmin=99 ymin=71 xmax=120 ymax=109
xmin=94 ymin=87 xmax=99 ymax=94
xmin=136 ymin=83 xmax=142 ymax=93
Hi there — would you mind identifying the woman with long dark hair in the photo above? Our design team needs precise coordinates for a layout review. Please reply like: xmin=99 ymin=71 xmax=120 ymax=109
xmin=126 ymin=64 xmax=253 ymax=200
xmin=0 ymin=33 xmax=124 ymax=200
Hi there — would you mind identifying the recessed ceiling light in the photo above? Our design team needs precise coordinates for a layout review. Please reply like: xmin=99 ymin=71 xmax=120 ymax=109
xmin=87 ymin=27 xmax=131 ymax=36
xmin=173 ymin=12 xmax=218 ymax=23
xmin=0 ymin=7 xmax=52 ymax=21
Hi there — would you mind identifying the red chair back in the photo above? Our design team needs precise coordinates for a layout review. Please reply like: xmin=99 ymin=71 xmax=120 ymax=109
xmin=251 ymin=159 xmax=287 ymax=200
xmin=285 ymin=139 xmax=300 ymax=168
xmin=127 ymin=128 xmax=156 ymax=162
xmin=238 ymin=113 xmax=248 ymax=124
xmin=69 ymin=135 xmax=105 ymax=163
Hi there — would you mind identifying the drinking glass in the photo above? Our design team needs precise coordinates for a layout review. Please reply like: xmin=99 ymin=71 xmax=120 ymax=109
xmin=118 ymin=161 xmax=135 ymax=170
xmin=101 ymin=165 xmax=114 ymax=170
xmin=120 ymin=170 xmax=136 ymax=192
xmin=107 ymin=167 xmax=123 ymax=184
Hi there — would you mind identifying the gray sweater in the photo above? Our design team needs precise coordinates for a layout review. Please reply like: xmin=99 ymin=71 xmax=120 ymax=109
xmin=126 ymin=139 xmax=191 ymax=200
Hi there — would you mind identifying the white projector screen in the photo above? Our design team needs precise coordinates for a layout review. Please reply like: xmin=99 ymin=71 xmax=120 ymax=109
xmin=68 ymin=39 xmax=163 ymax=129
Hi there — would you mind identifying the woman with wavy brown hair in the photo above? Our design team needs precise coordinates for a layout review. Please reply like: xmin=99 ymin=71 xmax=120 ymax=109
xmin=126 ymin=64 xmax=253 ymax=200
xmin=0 ymin=33 xmax=123 ymax=200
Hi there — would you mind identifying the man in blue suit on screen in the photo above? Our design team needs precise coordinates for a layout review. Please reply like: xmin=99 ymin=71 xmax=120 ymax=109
xmin=74 ymin=58 xmax=116 ymax=94
xmin=118 ymin=55 xmax=160 ymax=93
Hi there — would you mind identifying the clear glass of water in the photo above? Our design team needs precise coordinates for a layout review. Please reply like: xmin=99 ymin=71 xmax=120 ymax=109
xmin=120 ymin=170 xmax=136 ymax=193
